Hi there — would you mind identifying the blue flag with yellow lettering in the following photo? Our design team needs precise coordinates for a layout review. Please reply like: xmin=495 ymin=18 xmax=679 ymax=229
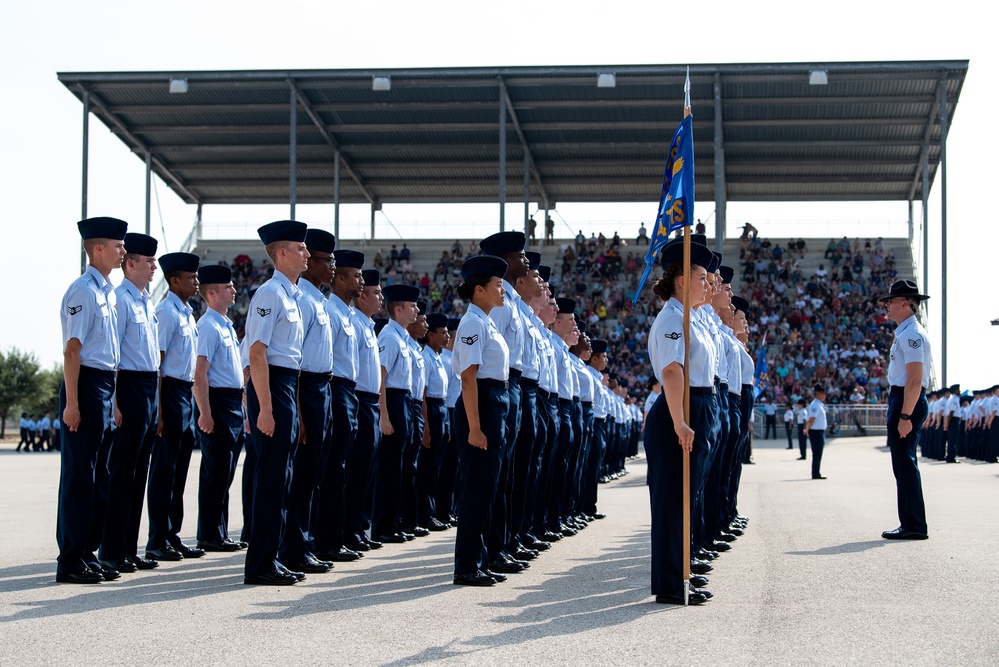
xmin=753 ymin=334 xmax=769 ymax=399
xmin=633 ymin=114 xmax=695 ymax=306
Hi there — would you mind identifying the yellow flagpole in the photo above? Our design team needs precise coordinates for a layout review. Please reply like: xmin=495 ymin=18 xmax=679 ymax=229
xmin=681 ymin=68 xmax=692 ymax=606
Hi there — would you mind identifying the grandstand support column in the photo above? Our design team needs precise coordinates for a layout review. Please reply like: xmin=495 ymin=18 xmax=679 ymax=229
xmin=196 ymin=203 xmax=203 ymax=240
xmin=80 ymin=89 xmax=90 ymax=274
xmin=498 ymin=78 xmax=507 ymax=232
xmin=289 ymin=85 xmax=298 ymax=220
xmin=523 ymin=153 xmax=531 ymax=248
xmin=144 ymin=151 xmax=152 ymax=236
xmin=370 ymin=203 xmax=376 ymax=240
xmin=712 ymin=72 xmax=727 ymax=253
xmin=921 ymin=151 xmax=929 ymax=310
xmin=938 ymin=77 xmax=950 ymax=385
xmin=334 ymin=151 xmax=341 ymax=239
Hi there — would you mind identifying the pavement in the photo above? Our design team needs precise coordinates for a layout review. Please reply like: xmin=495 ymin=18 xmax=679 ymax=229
xmin=1 ymin=434 xmax=998 ymax=666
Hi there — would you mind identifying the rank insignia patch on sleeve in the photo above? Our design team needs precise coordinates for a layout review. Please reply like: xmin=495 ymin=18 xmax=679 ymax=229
xmin=908 ymin=339 xmax=921 ymax=349
xmin=461 ymin=335 xmax=478 ymax=345
xmin=665 ymin=332 xmax=682 ymax=340
xmin=67 ymin=305 xmax=83 ymax=316
xmin=256 ymin=308 xmax=271 ymax=317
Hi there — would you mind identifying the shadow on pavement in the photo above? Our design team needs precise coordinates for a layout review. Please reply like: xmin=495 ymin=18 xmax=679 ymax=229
xmin=786 ymin=540 xmax=890 ymax=556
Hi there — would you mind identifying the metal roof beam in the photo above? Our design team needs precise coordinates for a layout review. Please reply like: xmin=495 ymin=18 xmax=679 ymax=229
xmin=907 ymin=71 xmax=950 ymax=201
xmin=499 ymin=78 xmax=550 ymax=206
xmin=288 ymin=80 xmax=377 ymax=205
xmin=72 ymin=85 xmax=201 ymax=204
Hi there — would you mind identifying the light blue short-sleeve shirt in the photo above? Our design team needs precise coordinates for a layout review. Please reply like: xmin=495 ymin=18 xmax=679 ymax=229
xmin=453 ymin=304 xmax=509 ymax=382
xmin=197 ymin=308 xmax=244 ymax=390
xmin=352 ymin=310 xmax=381 ymax=394
xmin=157 ymin=292 xmax=197 ymax=382
xmin=61 ymin=266 xmax=120 ymax=371
xmin=245 ymin=271 xmax=304 ymax=370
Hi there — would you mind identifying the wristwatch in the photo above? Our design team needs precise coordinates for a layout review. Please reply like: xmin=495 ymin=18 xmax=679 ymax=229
xmin=899 ymin=414 xmax=911 ymax=421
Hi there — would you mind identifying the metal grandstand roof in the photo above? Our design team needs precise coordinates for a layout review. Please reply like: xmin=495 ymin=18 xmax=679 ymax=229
xmin=57 ymin=61 xmax=968 ymax=206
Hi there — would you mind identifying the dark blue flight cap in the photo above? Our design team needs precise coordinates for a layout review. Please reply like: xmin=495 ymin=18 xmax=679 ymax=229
xmin=590 ymin=339 xmax=609 ymax=354
xmin=707 ymin=251 xmax=722 ymax=273
xmin=305 ymin=228 xmax=336 ymax=254
xmin=555 ymin=297 xmax=576 ymax=314
xmin=691 ymin=233 xmax=709 ymax=247
xmin=258 ymin=220 xmax=308 ymax=245
xmin=362 ymin=269 xmax=381 ymax=286
xmin=417 ymin=300 xmax=428 ymax=315
xmin=479 ymin=231 xmax=526 ymax=257
xmin=78 ymin=216 xmax=128 ymax=241
xmin=159 ymin=252 xmax=200 ymax=274
xmin=660 ymin=237 xmax=714 ymax=269
xmin=719 ymin=265 xmax=735 ymax=284
xmin=382 ymin=284 xmax=421 ymax=303
xmin=461 ymin=255 xmax=508 ymax=281
xmin=334 ymin=249 xmax=365 ymax=269
xmin=426 ymin=313 xmax=448 ymax=329
xmin=446 ymin=317 xmax=461 ymax=331
xmin=525 ymin=251 xmax=542 ymax=271
xmin=731 ymin=295 xmax=750 ymax=313
xmin=198 ymin=264 xmax=233 ymax=285
xmin=124 ymin=232 xmax=158 ymax=257
xmin=374 ymin=317 xmax=389 ymax=335
xmin=538 ymin=265 xmax=552 ymax=282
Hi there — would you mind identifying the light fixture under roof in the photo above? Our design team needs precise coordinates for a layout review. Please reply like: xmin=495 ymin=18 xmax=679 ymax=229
xmin=809 ymin=69 xmax=828 ymax=86
xmin=596 ymin=72 xmax=616 ymax=88
xmin=372 ymin=75 xmax=391 ymax=92
xmin=169 ymin=78 xmax=188 ymax=94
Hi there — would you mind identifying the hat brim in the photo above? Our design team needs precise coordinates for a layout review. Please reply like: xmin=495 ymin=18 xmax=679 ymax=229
xmin=877 ymin=293 xmax=930 ymax=303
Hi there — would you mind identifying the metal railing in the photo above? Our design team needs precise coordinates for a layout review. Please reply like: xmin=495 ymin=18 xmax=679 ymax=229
xmin=753 ymin=404 xmax=889 ymax=439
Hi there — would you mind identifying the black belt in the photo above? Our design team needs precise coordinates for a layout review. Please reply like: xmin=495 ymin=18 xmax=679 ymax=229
xmin=478 ymin=378 xmax=508 ymax=390
xmin=162 ymin=376 xmax=194 ymax=388
xmin=690 ymin=386 xmax=715 ymax=397
xmin=331 ymin=375 xmax=356 ymax=390
xmin=595 ymin=417 xmax=606 ymax=423
xmin=80 ymin=365 xmax=115 ymax=378
xmin=520 ymin=377 xmax=539 ymax=389
xmin=209 ymin=386 xmax=244 ymax=399
xmin=582 ymin=401 xmax=593 ymax=407
xmin=301 ymin=370 xmax=333 ymax=382
xmin=538 ymin=388 xmax=555 ymax=400
xmin=269 ymin=365 xmax=299 ymax=378
xmin=117 ymin=369 xmax=158 ymax=380
xmin=509 ymin=368 xmax=523 ymax=379
xmin=386 ymin=388 xmax=410 ymax=395
xmin=357 ymin=390 xmax=380 ymax=401
xmin=426 ymin=397 xmax=445 ymax=404
xmin=720 ymin=383 xmax=729 ymax=392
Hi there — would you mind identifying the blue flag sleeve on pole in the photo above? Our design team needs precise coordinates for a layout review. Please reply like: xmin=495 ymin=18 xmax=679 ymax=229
xmin=753 ymin=337 xmax=770 ymax=399
xmin=633 ymin=114 xmax=695 ymax=306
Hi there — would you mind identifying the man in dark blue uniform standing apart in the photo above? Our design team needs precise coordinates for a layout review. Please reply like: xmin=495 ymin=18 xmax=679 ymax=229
xmin=244 ymin=220 xmax=310 ymax=585
xmin=57 ymin=217 xmax=128 ymax=584
xmin=879 ymin=279 xmax=932 ymax=541
xmin=146 ymin=251 xmax=206 ymax=562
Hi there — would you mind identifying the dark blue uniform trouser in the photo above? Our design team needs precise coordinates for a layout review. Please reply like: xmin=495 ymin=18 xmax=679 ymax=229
xmin=401 ymin=395 xmax=425 ymax=531
xmin=548 ymin=398 xmax=573 ymax=530
xmin=887 ymin=387 xmax=928 ymax=533
xmin=645 ymin=390 xmax=711 ymax=596
xmin=281 ymin=372 xmax=333 ymax=565
xmin=147 ymin=376 xmax=196 ymax=551
xmin=720 ymin=392 xmax=743 ymax=527
xmin=372 ymin=389 xmax=412 ymax=538
xmin=533 ymin=391 xmax=559 ymax=535
xmin=245 ymin=367 xmax=299 ymax=577
xmin=487 ymin=374 xmax=520 ymax=561
xmin=313 ymin=377 xmax=356 ymax=554
xmin=798 ymin=423 xmax=808 ymax=459
xmin=434 ymin=406 xmax=458 ymax=525
xmin=561 ymin=397 xmax=583 ymax=518
xmin=946 ymin=420 xmax=961 ymax=462
xmin=57 ymin=368 xmax=115 ymax=575
xmin=691 ymin=393 xmax=719 ymax=554
xmin=570 ymin=401 xmax=593 ymax=517
xmin=510 ymin=379 xmax=538 ymax=546
xmin=348 ymin=391 xmax=380 ymax=545
xmin=702 ymin=387 xmax=729 ymax=546
xmin=101 ymin=370 xmax=158 ymax=561
xmin=196 ymin=386 xmax=245 ymax=543
xmin=809 ymin=430 xmax=826 ymax=478
xmin=418 ymin=397 xmax=447 ymax=526
xmin=454 ymin=379 xmax=510 ymax=576
xmin=583 ymin=416 xmax=605 ymax=515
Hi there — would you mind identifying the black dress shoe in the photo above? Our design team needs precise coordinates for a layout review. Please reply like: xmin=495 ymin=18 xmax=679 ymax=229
xmin=690 ymin=559 xmax=713 ymax=575
xmin=235 ymin=540 xmax=248 ymax=549
xmin=244 ymin=571 xmax=298 ymax=586
xmin=198 ymin=539 xmax=241 ymax=552
xmin=690 ymin=574 xmax=709 ymax=588
xmin=88 ymin=562 xmax=122 ymax=581
xmin=56 ymin=570 xmax=104 ymax=584
xmin=514 ymin=548 xmax=538 ymax=561
xmin=812 ymin=475 xmax=827 ymax=480
xmin=453 ymin=570 xmax=496 ymax=586
xmin=727 ymin=526 xmax=744 ymax=536
xmin=99 ymin=558 xmax=137 ymax=574
xmin=531 ymin=540 xmax=551 ymax=551
xmin=373 ymin=533 xmax=407 ymax=544
xmin=736 ymin=515 xmax=749 ymax=523
xmin=711 ymin=541 xmax=732 ymax=552
xmin=489 ymin=559 xmax=525 ymax=574
xmin=145 ymin=546 xmax=183 ymax=561
xmin=882 ymin=527 xmax=929 ymax=540
xmin=323 ymin=548 xmax=362 ymax=562
xmin=541 ymin=531 xmax=563 ymax=542
xmin=655 ymin=589 xmax=708 ymax=605
xmin=482 ymin=569 xmax=507 ymax=583
xmin=129 ymin=556 xmax=160 ymax=570
xmin=696 ymin=548 xmax=719 ymax=561
xmin=716 ymin=531 xmax=737 ymax=542
xmin=346 ymin=540 xmax=371 ymax=552
xmin=426 ymin=518 xmax=450 ymax=531
xmin=173 ymin=543 xmax=206 ymax=559
xmin=363 ymin=537 xmax=384 ymax=549
xmin=796 ymin=456 xmax=806 ymax=460
xmin=290 ymin=559 xmax=331 ymax=574
xmin=591 ymin=512 xmax=607 ymax=520
xmin=409 ymin=526 xmax=431 ymax=537
xmin=277 ymin=565 xmax=307 ymax=581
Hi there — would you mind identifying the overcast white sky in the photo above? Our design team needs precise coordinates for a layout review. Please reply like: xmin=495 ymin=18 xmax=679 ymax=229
xmin=0 ymin=0 xmax=995 ymax=388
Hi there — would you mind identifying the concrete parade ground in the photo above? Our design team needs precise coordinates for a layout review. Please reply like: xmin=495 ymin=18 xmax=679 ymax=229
xmin=1 ymin=434 xmax=997 ymax=666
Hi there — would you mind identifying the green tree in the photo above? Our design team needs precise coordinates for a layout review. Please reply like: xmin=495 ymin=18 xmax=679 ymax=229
xmin=0 ymin=348 xmax=47 ymax=439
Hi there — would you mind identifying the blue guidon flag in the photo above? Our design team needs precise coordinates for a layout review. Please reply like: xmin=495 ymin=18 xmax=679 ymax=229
xmin=753 ymin=334 xmax=769 ymax=399
xmin=633 ymin=112 xmax=696 ymax=306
